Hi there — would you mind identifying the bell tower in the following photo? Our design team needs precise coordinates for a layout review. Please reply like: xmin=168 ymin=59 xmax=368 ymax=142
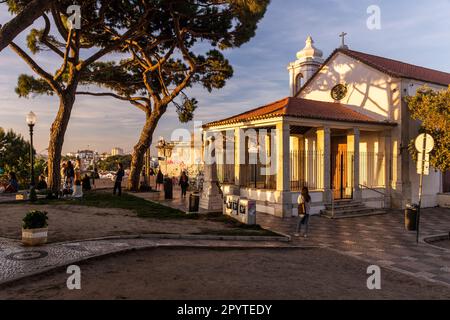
xmin=288 ymin=36 xmax=324 ymax=96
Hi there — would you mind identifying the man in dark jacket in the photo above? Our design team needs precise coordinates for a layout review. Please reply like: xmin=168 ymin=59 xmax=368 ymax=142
xmin=113 ymin=163 xmax=125 ymax=196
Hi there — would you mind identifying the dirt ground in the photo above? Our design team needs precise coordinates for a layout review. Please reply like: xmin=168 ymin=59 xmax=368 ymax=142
xmin=1 ymin=247 xmax=449 ymax=300
xmin=0 ymin=204 xmax=231 ymax=242
xmin=435 ymin=240 xmax=450 ymax=249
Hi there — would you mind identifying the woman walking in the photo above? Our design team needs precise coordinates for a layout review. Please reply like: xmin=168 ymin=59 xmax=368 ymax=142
xmin=179 ymin=171 xmax=189 ymax=198
xmin=296 ymin=186 xmax=312 ymax=238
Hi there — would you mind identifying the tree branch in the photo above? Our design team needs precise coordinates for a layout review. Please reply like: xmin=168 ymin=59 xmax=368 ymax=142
xmin=160 ymin=13 xmax=197 ymax=105
xmin=76 ymin=91 xmax=150 ymax=113
xmin=79 ymin=9 xmax=153 ymax=71
xmin=50 ymin=5 xmax=69 ymax=42
xmin=9 ymin=41 xmax=62 ymax=95
xmin=0 ymin=0 xmax=53 ymax=52
xmin=54 ymin=28 xmax=74 ymax=81
xmin=40 ymin=14 xmax=65 ymax=58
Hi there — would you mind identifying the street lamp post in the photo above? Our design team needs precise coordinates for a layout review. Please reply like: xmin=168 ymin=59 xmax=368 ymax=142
xmin=157 ymin=137 xmax=174 ymax=178
xmin=26 ymin=111 xmax=37 ymax=187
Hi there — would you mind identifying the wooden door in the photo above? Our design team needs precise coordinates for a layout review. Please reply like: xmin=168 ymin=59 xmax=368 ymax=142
xmin=331 ymin=137 xmax=348 ymax=200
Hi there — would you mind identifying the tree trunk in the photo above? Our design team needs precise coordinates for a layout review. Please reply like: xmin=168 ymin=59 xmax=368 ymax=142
xmin=0 ymin=0 xmax=53 ymax=52
xmin=47 ymin=92 xmax=76 ymax=194
xmin=128 ymin=110 xmax=164 ymax=191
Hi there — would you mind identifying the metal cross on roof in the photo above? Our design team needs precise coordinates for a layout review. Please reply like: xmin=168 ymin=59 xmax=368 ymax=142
xmin=339 ymin=32 xmax=348 ymax=49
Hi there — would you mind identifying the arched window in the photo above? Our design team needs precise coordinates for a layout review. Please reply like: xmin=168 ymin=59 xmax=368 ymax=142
xmin=296 ymin=73 xmax=304 ymax=93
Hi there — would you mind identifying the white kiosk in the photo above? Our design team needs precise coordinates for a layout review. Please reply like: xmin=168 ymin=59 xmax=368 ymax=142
xmin=223 ymin=195 xmax=256 ymax=225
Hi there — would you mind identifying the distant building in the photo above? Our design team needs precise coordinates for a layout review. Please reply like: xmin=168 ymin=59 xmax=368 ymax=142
xmin=111 ymin=147 xmax=124 ymax=156
xmin=75 ymin=150 xmax=98 ymax=169
xmin=99 ymin=152 xmax=110 ymax=161
xmin=157 ymin=134 xmax=203 ymax=177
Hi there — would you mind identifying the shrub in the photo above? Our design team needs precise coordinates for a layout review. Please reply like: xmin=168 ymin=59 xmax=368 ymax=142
xmin=22 ymin=210 xmax=48 ymax=229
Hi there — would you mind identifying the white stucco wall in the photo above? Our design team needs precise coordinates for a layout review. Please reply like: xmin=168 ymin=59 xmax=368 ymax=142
xmin=401 ymin=79 xmax=447 ymax=208
xmin=298 ymin=52 xmax=402 ymax=122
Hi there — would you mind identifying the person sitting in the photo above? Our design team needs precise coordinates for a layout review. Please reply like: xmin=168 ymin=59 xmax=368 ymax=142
xmin=4 ymin=172 xmax=19 ymax=193
xmin=82 ymin=174 xmax=91 ymax=191
xmin=36 ymin=175 xmax=48 ymax=190
xmin=72 ymin=180 xmax=83 ymax=198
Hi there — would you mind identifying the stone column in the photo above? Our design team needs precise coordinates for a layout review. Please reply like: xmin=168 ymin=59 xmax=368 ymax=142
xmin=276 ymin=121 xmax=291 ymax=192
xmin=347 ymin=128 xmax=361 ymax=201
xmin=382 ymin=130 xmax=392 ymax=208
xmin=234 ymin=128 xmax=244 ymax=187
xmin=316 ymin=127 xmax=331 ymax=202
xmin=273 ymin=121 xmax=291 ymax=217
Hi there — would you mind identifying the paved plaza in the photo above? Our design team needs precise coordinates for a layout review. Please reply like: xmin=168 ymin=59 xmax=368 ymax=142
xmin=0 ymin=187 xmax=449 ymax=290
xmin=141 ymin=190 xmax=450 ymax=287
xmin=257 ymin=208 xmax=450 ymax=287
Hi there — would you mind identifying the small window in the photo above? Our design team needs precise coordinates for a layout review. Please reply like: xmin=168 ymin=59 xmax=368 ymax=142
xmin=296 ymin=73 xmax=304 ymax=92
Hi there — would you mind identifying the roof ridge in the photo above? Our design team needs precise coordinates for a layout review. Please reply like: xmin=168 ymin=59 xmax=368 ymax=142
xmin=204 ymin=97 xmax=289 ymax=126
xmin=343 ymin=48 xmax=450 ymax=77
xmin=203 ymin=96 xmax=397 ymax=128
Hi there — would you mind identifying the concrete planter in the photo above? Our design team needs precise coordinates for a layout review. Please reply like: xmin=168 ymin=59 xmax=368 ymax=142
xmin=22 ymin=227 xmax=48 ymax=246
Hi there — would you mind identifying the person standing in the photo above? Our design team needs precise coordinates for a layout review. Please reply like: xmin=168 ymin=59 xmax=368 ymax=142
xmin=66 ymin=161 xmax=75 ymax=191
xmin=295 ymin=186 xmax=312 ymax=238
xmin=113 ymin=163 xmax=125 ymax=196
xmin=156 ymin=169 xmax=164 ymax=191
xmin=179 ymin=171 xmax=189 ymax=198
xmin=60 ymin=162 xmax=67 ymax=191
xmin=92 ymin=167 xmax=98 ymax=189
xmin=74 ymin=158 xmax=83 ymax=182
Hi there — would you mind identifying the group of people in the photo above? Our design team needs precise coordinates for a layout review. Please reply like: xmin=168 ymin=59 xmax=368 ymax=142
xmin=60 ymin=159 xmax=93 ymax=198
xmin=1 ymin=160 xmax=312 ymax=238
xmin=153 ymin=168 xmax=190 ymax=198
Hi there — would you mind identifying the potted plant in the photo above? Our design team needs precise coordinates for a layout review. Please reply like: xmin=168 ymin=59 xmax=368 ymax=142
xmin=22 ymin=210 xmax=48 ymax=246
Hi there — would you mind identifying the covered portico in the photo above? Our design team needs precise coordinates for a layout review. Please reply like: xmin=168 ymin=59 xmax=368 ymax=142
xmin=203 ymin=97 xmax=397 ymax=217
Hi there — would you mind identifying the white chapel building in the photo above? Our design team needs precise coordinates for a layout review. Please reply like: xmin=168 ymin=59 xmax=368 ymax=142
xmin=202 ymin=36 xmax=450 ymax=218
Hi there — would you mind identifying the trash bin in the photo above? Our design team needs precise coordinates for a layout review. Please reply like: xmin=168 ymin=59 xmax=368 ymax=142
xmin=405 ymin=204 xmax=418 ymax=231
xmin=189 ymin=192 xmax=200 ymax=213
xmin=164 ymin=177 xmax=173 ymax=200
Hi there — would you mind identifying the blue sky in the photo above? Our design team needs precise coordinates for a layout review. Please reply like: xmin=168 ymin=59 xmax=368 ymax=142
xmin=1 ymin=0 xmax=449 ymax=155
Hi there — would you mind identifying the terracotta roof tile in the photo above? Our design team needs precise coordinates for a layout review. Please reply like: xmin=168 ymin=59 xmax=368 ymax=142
xmin=343 ymin=49 xmax=450 ymax=86
xmin=204 ymin=97 xmax=396 ymax=127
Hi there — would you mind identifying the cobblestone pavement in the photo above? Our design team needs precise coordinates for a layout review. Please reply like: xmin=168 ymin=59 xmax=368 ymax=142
xmin=0 ymin=236 xmax=292 ymax=285
xmin=256 ymin=208 xmax=450 ymax=287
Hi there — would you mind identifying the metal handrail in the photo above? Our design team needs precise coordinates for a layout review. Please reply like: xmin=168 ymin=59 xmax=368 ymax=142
xmin=358 ymin=183 xmax=386 ymax=196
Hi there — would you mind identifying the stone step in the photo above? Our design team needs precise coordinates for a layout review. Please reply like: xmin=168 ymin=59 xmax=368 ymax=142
xmin=321 ymin=210 xmax=387 ymax=219
xmin=323 ymin=207 xmax=377 ymax=216
xmin=325 ymin=202 xmax=363 ymax=210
